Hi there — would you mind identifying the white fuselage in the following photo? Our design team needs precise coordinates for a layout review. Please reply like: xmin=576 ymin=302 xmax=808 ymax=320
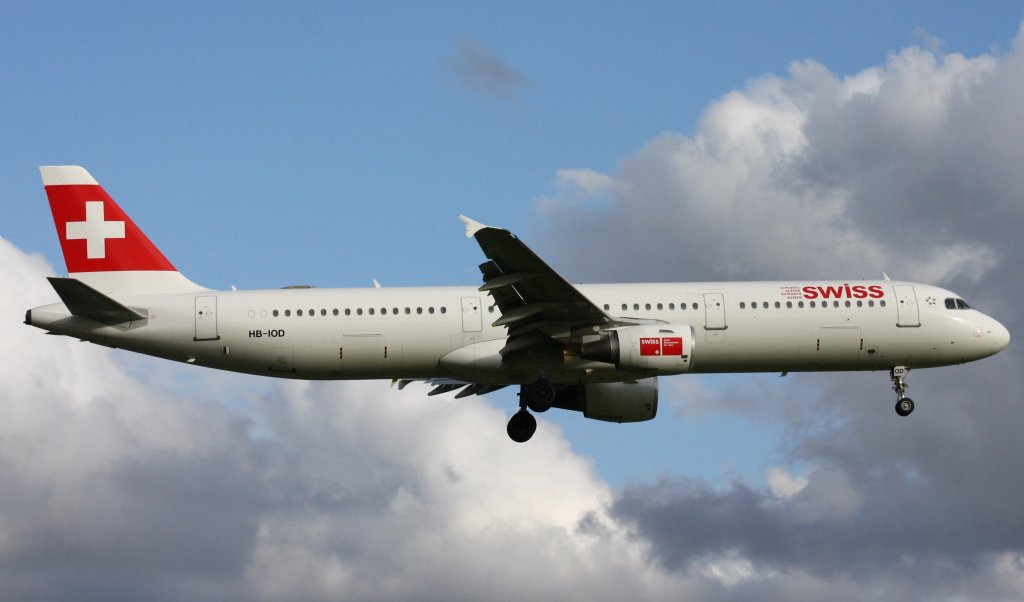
xmin=28 ymin=280 xmax=1010 ymax=384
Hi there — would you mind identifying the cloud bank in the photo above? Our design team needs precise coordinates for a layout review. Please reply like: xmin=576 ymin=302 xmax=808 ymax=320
xmin=2 ymin=238 xmax=695 ymax=601
xmin=536 ymin=25 xmax=1024 ymax=602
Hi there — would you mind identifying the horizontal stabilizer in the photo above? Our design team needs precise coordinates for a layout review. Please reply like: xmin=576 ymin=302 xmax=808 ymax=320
xmin=47 ymin=277 xmax=146 ymax=325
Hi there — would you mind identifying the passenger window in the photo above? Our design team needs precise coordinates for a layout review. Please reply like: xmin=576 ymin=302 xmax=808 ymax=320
xmin=775 ymin=302 xmax=781 ymax=308
xmin=645 ymin=303 xmax=651 ymax=310
xmin=833 ymin=301 xmax=839 ymax=308
xmin=333 ymin=309 xmax=339 ymax=316
xmin=273 ymin=309 xmax=279 ymax=317
xmin=429 ymin=307 xmax=435 ymax=314
xmin=345 ymin=309 xmax=351 ymax=316
xmin=603 ymin=304 xmax=610 ymax=310
xmin=692 ymin=303 xmax=699 ymax=310
xmin=740 ymin=302 xmax=746 ymax=309
xmin=844 ymin=300 xmax=851 ymax=308
xmin=392 ymin=308 xmax=398 ymax=315
xmin=285 ymin=309 xmax=291 ymax=317
xmin=417 ymin=307 xmax=423 ymax=314
xmin=357 ymin=309 xmax=363 ymax=315
xmin=868 ymin=300 xmax=874 ymax=307
xmin=798 ymin=301 xmax=804 ymax=308
xmin=786 ymin=301 xmax=792 ymax=308
xmin=880 ymin=300 xmax=886 ymax=307
xmin=856 ymin=300 xmax=862 ymax=307
xmin=309 ymin=308 xmax=315 ymax=316
xmin=633 ymin=303 xmax=640 ymax=311
xmin=657 ymin=303 xmax=663 ymax=310
xmin=368 ymin=308 xmax=374 ymax=315
xmin=441 ymin=307 xmax=447 ymax=314
xmin=321 ymin=309 xmax=327 ymax=316
xmin=669 ymin=303 xmax=675 ymax=310
xmin=763 ymin=302 xmax=769 ymax=309
xmin=621 ymin=304 xmax=627 ymax=311
xmin=810 ymin=301 xmax=815 ymax=308
xmin=297 ymin=309 xmax=303 ymax=316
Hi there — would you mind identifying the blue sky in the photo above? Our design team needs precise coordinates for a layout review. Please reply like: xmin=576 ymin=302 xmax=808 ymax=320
xmin=3 ymin=3 xmax=1024 ymax=599
xmin=6 ymin=2 xmax=1022 ymax=291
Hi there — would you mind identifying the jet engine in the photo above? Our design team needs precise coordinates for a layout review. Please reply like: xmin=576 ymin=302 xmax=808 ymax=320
xmin=551 ymin=379 xmax=659 ymax=422
xmin=580 ymin=324 xmax=695 ymax=374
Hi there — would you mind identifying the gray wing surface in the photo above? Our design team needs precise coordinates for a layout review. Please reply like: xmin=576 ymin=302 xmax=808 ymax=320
xmin=459 ymin=216 xmax=613 ymax=357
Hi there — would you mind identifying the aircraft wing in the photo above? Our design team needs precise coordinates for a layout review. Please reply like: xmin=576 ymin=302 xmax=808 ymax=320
xmin=459 ymin=216 xmax=613 ymax=356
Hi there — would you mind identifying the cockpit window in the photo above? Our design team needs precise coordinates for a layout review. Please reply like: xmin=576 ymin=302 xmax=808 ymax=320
xmin=945 ymin=298 xmax=971 ymax=310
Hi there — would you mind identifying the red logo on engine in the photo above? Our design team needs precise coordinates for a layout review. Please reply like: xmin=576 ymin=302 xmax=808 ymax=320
xmin=640 ymin=337 xmax=684 ymax=357
xmin=662 ymin=337 xmax=683 ymax=355
xmin=640 ymin=338 xmax=660 ymax=356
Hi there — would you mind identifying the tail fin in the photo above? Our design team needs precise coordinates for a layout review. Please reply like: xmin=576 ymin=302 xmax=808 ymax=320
xmin=40 ymin=166 xmax=205 ymax=295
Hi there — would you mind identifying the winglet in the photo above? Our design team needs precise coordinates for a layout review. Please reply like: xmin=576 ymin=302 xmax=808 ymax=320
xmin=459 ymin=215 xmax=488 ymax=238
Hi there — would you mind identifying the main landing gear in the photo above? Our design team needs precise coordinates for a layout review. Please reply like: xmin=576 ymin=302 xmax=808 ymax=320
xmin=506 ymin=379 xmax=557 ymax=443
xmin=890 ymin=366 xmax=915 ymax=417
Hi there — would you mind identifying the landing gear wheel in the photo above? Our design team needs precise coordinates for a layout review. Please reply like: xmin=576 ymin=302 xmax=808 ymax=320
xmin=889 ymin=366 xmax=915 ymax=417
xmin=507 ymin=410 xmax=537 ymax=443
xmin=895 ymin=397 xmax=915 ymax=417
xmin=525 ymin=379 xmax=556 ymax=413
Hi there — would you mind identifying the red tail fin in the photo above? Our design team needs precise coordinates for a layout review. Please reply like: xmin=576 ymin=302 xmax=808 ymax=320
xmin=40 ymin=166 xmax=204 ymax=295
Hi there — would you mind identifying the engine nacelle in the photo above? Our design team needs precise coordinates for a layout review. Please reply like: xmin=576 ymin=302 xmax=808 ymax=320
xmin=551 ymin=379 xmax=659 ymax=423
xmin=581 ymin=379 xmax=658 ymax=423
xmin=580 ymin=324 xmax=695 ymax=374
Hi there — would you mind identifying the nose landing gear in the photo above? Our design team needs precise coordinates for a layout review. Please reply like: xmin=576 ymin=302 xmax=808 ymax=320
xmin=890 ymin=366 xmax=915 ymax=417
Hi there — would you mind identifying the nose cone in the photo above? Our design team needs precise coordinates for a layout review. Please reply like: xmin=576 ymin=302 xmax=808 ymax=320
xmin=991 ymin=319 xmax=1011 ymax=354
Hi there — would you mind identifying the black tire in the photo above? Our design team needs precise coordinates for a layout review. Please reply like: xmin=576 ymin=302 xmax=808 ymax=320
xmin=507 ymin=410 xmax=537 ymax=443
xmin=526 ymin=380 xmax=556 ymax=413
xmin=895 ymin=397 xmax=915 ymax=417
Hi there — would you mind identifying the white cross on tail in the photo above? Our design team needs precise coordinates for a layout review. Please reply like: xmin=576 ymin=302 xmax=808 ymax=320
xmin=65 ymin=201 xmax=125 ymax=259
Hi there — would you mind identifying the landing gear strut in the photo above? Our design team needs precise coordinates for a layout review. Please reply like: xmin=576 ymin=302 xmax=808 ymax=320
xmin=890 ymin=366 xmax=915 ymax=417
xmin=506 ymin=379 xmax=556 ymax=442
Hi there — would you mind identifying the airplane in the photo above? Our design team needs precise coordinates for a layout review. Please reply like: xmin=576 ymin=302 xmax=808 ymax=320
xmin=25 ymin=166 xmax=1011 ymax=442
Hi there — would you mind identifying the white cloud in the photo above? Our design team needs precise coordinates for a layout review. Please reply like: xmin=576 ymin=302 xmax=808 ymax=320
xmin=542 ymin=24 xmax=1024 ymax=602
xmin=555 ymin=168 xmax=615 ymax=196
xmin=2 ymin=235 xmax=700 ymax=601
xmin=537 ymin=41 xmax=1013 ymax=286
xmin=765 ymin=467 xmax=808 ymax=500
